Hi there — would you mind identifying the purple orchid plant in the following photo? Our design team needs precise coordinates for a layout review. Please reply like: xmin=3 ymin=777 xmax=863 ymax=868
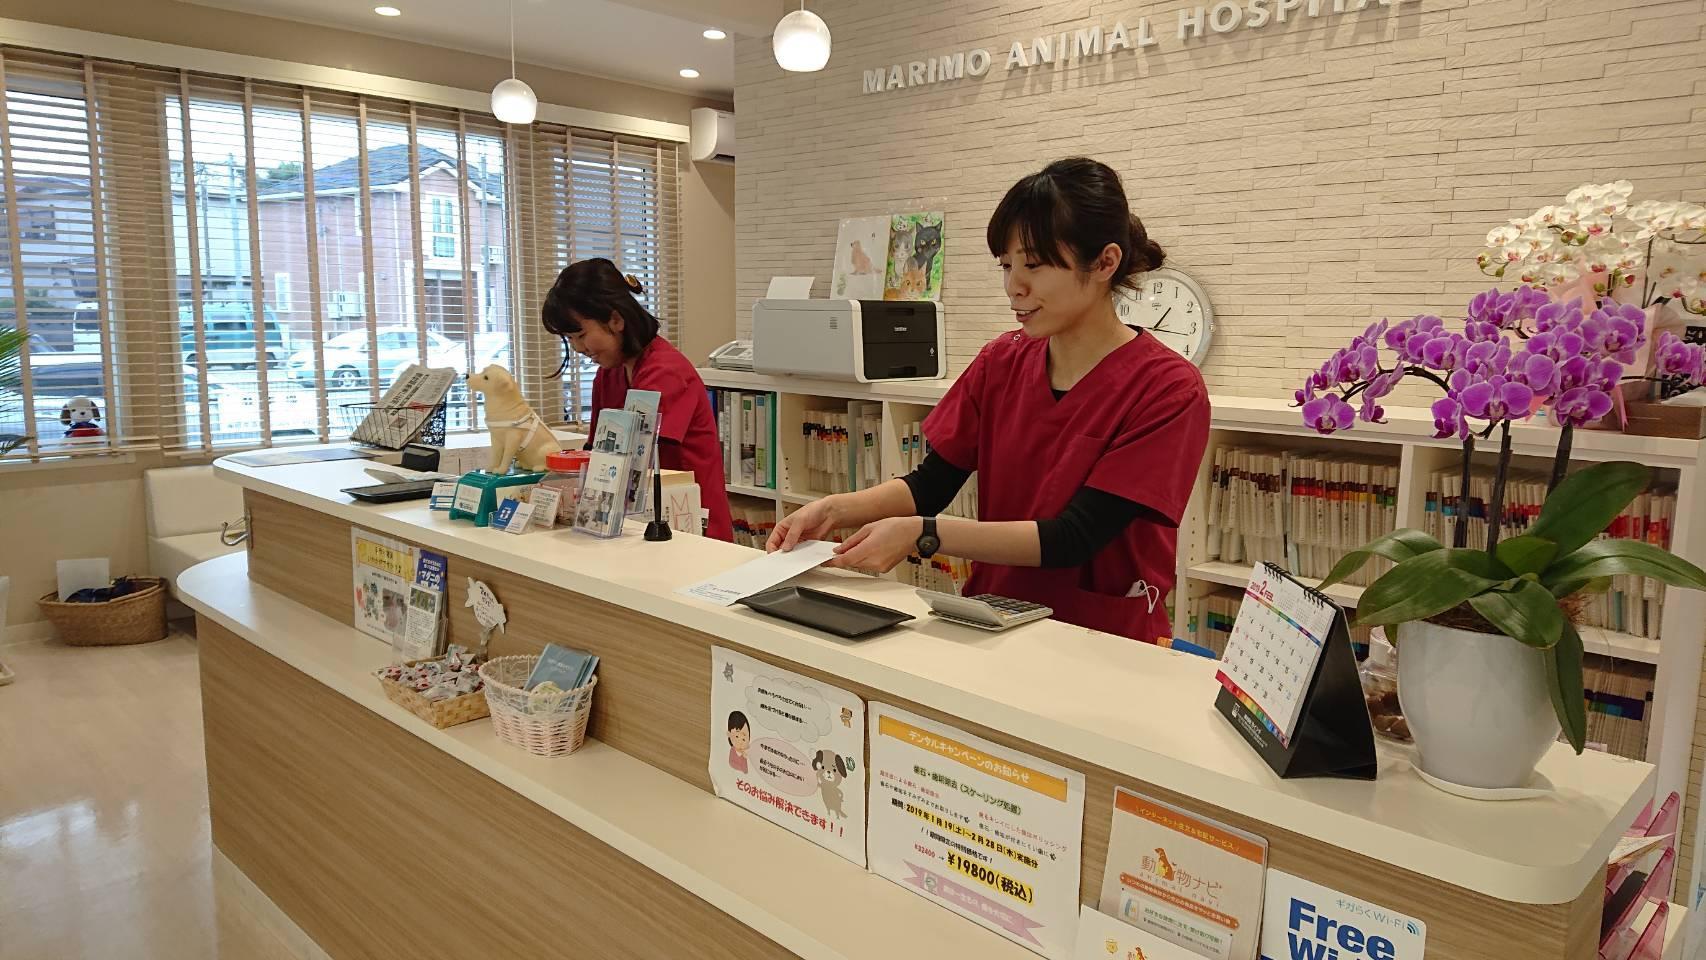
xmin=1295 ymin=287 xmax=1706 ymax=753
xmin=1299 ymin=288 xmax=1706 ymax=550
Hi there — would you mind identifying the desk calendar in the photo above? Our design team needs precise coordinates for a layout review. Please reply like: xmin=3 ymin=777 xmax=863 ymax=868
xmin=1214 ymin=562 xmax=1376 ymax=781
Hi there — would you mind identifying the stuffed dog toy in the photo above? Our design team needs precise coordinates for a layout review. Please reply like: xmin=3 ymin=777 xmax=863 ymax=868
xmin=467 ymin=365 xmax=555 ymax=473
xmin=60 ymin=396 xmax=104 ymax=439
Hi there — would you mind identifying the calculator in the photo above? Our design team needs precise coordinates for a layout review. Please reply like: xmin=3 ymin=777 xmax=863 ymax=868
xmin=917 ymin=590 xmax=1053 ymax=631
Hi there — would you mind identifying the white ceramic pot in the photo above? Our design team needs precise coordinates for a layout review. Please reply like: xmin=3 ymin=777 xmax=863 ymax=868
xmin=1396 ymin=619 xmax=1560 ymax=790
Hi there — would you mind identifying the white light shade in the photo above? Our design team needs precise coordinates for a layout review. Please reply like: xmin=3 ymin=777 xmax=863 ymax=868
xmin=702 ymin=28 xmax=727 ymax=40
xmin=772 ymin=9 xmax=831 ymax=72
xmin=679 ymin=68 xmax=700 ymax=79
xmin=490 ymin=77 xmax=537 ymax=124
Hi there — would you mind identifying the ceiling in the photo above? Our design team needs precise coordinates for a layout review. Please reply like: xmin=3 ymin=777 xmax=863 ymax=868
xmin=182 ymin=0 xmax=774 ymax=98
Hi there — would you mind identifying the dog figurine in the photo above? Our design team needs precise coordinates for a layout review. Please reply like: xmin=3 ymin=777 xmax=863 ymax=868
xmin=467 ymin=365 xmax=555 ymax=473
xmin=812 ymin=749 xmax=849 ymax=819
xmin=60 ymin=395 xmax=104 ymax=439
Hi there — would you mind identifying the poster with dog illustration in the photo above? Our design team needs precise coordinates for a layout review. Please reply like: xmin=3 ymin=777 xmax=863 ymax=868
xmin=708 ymin=647 xmax=866 ymax=867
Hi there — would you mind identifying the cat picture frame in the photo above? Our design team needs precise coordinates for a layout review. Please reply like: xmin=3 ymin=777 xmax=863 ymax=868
xmin=883 ymin=211 xmax=944 ymax=301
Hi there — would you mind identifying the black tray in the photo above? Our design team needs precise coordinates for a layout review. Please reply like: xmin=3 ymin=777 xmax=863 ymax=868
xmin=737 ymin=586 xmax=913 ymax=639
xmin=342 ymin=479 xmax=439 ymax=503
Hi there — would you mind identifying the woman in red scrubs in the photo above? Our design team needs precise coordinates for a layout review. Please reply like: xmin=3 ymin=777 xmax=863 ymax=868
xmin=541 ymin=258 xmax=734 ymax=541
xmin=768 ymin=158 xmax=1209 ymax=642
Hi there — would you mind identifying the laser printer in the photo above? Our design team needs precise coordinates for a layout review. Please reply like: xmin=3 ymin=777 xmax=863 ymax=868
xmin=751 ymin=299 xmax=945 ymax=383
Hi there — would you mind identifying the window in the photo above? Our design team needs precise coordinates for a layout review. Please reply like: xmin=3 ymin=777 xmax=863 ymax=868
xmin=428 ymin=196 xmax=456 ymax=259
xmin=513 ymin=127 xmax=681 ymax=423
xmin=0 ymin=45 xmax=679 ymax=463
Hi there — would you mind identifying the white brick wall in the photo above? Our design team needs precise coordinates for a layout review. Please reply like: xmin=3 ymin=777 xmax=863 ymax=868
xmin=734 ymin=0 xmax=1706 ymax=406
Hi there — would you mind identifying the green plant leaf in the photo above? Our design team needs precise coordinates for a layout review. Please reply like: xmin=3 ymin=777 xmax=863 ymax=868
xmin=1319 ymin=529 xmax=1444 ymax=589
xmin=0 ymin=434 xmax=28 ymax=456
xmin=1543 ymin=622 xmax=1587 ymax=754
xmin=1355 ymin=548 xmax=1509 ymax=627
xmin=1544 ymin=538 xmax=1706 ymax=594
xmin=1549 ymin=575 xmax=1613 ymax=599
xmin=1467 ymin=580 xmax=1564 ymax=649
xmin=1494 ymin=535 xmax=1558 ymax=578
xmin=1528 ymin=462 xmax=1650 ymax=558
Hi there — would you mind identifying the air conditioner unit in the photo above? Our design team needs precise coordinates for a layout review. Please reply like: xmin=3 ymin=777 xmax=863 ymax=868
xmin=690 ymin=108 xmax=735 ymax=165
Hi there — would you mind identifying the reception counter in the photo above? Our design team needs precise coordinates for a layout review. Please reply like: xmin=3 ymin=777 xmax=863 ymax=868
xmin=183 ymin=454 xmax=1660 ymax=960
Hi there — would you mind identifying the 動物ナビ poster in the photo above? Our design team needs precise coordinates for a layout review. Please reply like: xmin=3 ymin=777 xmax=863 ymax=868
xmin=708 ymin=647 xmax=867 ymax=867
xmin=867 ymin=703 xmax=1085 ymax=960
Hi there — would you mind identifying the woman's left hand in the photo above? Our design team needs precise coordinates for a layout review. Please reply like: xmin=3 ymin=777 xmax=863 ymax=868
xmin=831 ymin=517 xmax=923 ymax=575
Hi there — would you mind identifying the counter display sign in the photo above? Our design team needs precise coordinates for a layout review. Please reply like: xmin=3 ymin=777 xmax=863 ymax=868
xmin=1098 ymin=788 xmax=1266 ymax=960
xmin=867 ymin=704 xmax=1085 ymax=960
xmin=708 ymin=647 xmax=867 ymax=867
xmin=1259 ymin=871 xmax=1425 ymax=960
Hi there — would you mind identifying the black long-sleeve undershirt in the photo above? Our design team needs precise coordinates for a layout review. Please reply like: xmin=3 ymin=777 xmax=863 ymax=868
xmin=900 ymin=450 xmax=1147 ymax=569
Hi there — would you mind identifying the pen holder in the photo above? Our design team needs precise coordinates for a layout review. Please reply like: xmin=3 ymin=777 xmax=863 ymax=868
xmin=479 ymin=655 xmax=599 ymax=758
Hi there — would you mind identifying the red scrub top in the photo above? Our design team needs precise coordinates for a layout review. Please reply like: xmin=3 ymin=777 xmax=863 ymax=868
xmin=588 ymin=337 xmax=734 ymax=541
xmin=923 ymin=330 xmax=1210 ymax=642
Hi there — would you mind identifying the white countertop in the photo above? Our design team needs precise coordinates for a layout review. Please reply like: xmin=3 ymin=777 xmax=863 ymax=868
xmin=212 ymin=455 xmax=1656 ymax=906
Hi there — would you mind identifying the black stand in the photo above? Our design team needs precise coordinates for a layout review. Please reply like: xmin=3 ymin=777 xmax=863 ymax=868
xmin=1214 ymin=563 xmax=1377 ymax=781
xmin=643 ymin=457 xmax=671 ymax=542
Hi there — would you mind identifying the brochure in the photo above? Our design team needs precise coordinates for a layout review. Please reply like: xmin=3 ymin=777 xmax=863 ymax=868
xmin=1075 ymin=904 xmax=1204 ymax=960
xmin=1098 ymin=789 xmax=1267 ymax=960
xmin=351 ymin=528 xmax=414 ymax=647
xmin=574 ymin=452 xmax=631 ymax=538
xmin=623 ymin=389 xmax=662 ymax=516
xmin=708 ymin=647 xmax=867 ymax=867
xmin=397 ymin=549 xmax=448 ymax=661
xmin=589 ymin=408 xmax=639 ymax=456
xmin=524 ymin=643 xmax=599 ymax=691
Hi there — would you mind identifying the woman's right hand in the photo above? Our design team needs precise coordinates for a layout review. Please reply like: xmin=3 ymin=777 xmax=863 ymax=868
xmin=767 ymin=495 xmax=842 ymax=553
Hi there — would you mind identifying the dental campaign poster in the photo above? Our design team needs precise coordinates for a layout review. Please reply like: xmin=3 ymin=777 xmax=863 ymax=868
xmin=708 ymin=647 xmax=867 ymax=867
xmin=867 ymin=703 xmax=1085 ymax=960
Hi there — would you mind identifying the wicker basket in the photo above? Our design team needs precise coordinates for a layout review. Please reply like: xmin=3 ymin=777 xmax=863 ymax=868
xmin=377 ymin=657 xmax=492 ymax=729
xmin=38 ymin=578 xmax=168 ymax=646
xmin=479 ymin=655 xmax=598 ymax=758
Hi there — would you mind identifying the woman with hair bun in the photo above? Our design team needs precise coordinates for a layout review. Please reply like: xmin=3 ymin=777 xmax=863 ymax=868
xmin=541 ymin=258 xmax=733 ymax=541
xmin=768 ymin=158 xmax=1209 ymax=643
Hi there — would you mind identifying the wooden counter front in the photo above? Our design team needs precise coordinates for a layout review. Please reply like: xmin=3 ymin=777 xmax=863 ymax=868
xmin=217 ymin=487 xmax=1604 ymax=960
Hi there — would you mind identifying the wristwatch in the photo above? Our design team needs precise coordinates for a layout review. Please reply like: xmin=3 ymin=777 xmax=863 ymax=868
xmin=916 ymin=517 xmax=941 ymax=559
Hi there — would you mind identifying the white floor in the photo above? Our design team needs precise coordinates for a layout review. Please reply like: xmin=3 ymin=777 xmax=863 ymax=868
xmin=0 ymin=628 xmax=322 ymax=960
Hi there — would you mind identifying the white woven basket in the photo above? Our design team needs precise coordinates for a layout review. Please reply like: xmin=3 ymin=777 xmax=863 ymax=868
xmin=478 ymin=655 xmax=598 ymax=758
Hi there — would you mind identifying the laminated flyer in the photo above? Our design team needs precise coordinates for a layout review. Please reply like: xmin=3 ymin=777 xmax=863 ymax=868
xmin=708 ymin=647 xmax=866 ymax=867
xmin=1098 ymin=788 xmax=1266 ymax=960
xmin=867 ymin=703 xmax=1085 ymax=960
xmin=351 ymin=527 xmax=413 ymax=647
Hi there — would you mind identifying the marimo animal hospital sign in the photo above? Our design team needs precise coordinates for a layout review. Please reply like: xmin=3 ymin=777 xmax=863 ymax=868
xmin=862 ymin=0 xmax=1413 ymax=94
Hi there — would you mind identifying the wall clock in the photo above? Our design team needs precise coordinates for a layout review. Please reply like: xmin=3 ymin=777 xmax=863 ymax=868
xmin=1115 ymin=267 xmax=1215 ymax=367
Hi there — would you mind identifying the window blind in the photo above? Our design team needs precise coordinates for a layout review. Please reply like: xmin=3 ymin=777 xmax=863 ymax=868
xmin=512 ymin=123 xmax=681 ymax=425
xmin=0 ymin=44 xmax=680 ymax=462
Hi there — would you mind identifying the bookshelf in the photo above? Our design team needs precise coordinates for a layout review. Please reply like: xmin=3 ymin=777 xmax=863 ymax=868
xmin=700 ymin=371 xmax=1706 ymax=818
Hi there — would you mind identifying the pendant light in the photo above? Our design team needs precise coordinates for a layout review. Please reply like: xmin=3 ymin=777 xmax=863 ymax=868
xmin=772 ymin=0 xmax=831 ymax=73
xmin=491 ymin=0 xmax=537 ymax=124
